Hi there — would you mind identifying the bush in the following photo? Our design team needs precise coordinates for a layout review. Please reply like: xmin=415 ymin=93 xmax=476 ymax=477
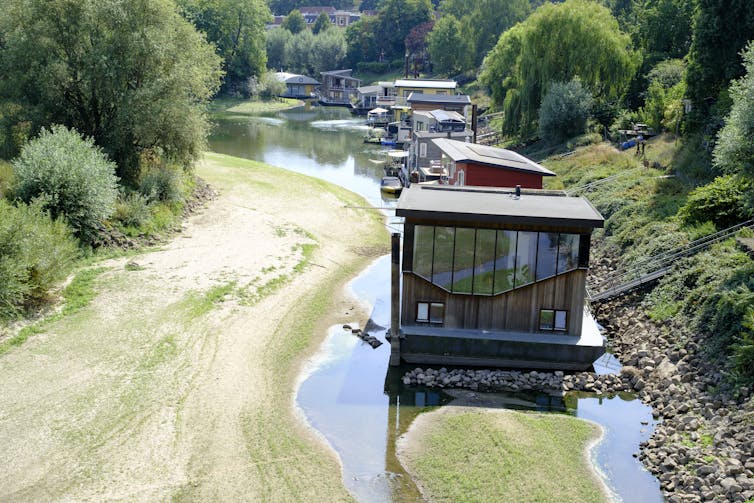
xmin=139 ymin=166 xmax=184 ymax=205
xmin=13 ymin=125 xmax=119 ymax=243
xmin=0 ymin=199 xmax=79 ymax=318
xmin=538 ymin=79 xmax=593 ymax=143
xmin=112 ymin=191 xmax=152 ymax=229
xmin=357 ymin=61 xmax=389 ymax=74
xmin=0 ymin=160 xmax=14 ymax=199
xmin=678 ymin=175 xmax=752 ymax=229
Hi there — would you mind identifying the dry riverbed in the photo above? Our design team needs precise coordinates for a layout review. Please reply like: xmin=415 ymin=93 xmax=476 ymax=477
xmin=0 ymin=152 xmax=386 ymax=501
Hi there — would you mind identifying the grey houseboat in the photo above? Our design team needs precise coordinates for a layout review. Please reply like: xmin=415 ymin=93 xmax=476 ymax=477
xmin=390 ymin=185 xmax=606 ymax=370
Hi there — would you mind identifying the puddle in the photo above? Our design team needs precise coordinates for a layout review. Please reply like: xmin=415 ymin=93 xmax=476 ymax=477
xmin=296 ymin=255 xmax=662 ymax=503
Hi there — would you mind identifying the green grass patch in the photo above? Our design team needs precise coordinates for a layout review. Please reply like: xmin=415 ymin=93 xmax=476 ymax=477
xmin=407 ymin=410 xmax=605 ymax=503
xmin=0 ymin=267 xmax=107 ymax=355
xmin=210 ymin=97 xmax=303 ymax=115
xmin=177 ymin=281 xmax=237 ymax=321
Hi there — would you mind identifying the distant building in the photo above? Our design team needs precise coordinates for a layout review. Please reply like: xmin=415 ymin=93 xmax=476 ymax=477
xmin=268 ymin=6 xmax=370 ymax=29
xmin=432 ymin=138 xmax=556 ymax=189
xmin=274 ymin=72 xmax=319 ymax=99
xmin=390 ymin=185 xmax=606 ymax=370
xmin=319 ymin=69 xmax=361 ymax=106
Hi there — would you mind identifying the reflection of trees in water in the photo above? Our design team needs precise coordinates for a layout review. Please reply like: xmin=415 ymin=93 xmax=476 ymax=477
xmin=210 ymin=106 xmax=385 ymax=181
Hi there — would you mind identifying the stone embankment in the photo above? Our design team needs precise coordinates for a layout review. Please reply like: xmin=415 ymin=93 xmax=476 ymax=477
xmin=401 ymin=256 xmax=754 ymax=502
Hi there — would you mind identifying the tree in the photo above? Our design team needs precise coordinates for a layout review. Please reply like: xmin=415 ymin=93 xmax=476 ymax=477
xmin=282 ymin=9 xmax=306 ymax=33
xmin=376 ymin=0 xmax=433 ymax=60
xmin=466 ymin=0 xmax=530 ymax=66
xmin=13 ymin=126 xmax=119 ymax=242
xmin=312 ymin=12 xmax=332 ymax=34
xmin=178 ymin=0 xmax=270 ymax=94
xmin=286 ymin=30 xmax=316 ymax=74
xmin=345 ymin=17 xmax=380 ymax=66
xmin=639 ymin=59 xmax=686 ymax=131
xmin=0 ymin=0 xmax=223 ymax=184
xmin=481 ymin=0 xmax=637 ymax=137
xmin=428 ymin=16 xmax=470 ymax=75
xmin=714 ymin=42 xmax=754 ymax=181
xmin=311 ymin=29 xmax=347 ymax=75
xmin=686 ymin=0 xmax=754 ymax=114
xmin=404 ymin=21 xmax=434 ymax=76
xmin=266 ymin=27 xmax=292 ymax=70
xmin=538 ymin=79 xmax=593 ymax=143
xmin=257 ymin=72 xmax=287 ymax=99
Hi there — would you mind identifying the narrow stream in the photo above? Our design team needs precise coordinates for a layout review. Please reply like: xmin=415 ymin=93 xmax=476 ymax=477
xmin=209 ymin=104 xmax=662 ymax=502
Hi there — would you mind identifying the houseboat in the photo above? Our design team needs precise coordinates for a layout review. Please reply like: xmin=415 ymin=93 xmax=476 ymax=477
xmin=318 ymin=69 xmax=361 ymax=107
xmin=274 ymin=72 xmax=319 ymax=99
xmin=388 ymin=185 xmax=606 ymax=370
xmin=382 ymin=121 xmax=412 ymax=146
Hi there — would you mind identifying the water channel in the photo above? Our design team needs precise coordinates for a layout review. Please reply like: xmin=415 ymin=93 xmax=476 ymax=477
xmin=209 ymin=104 xmax=662 ymax=502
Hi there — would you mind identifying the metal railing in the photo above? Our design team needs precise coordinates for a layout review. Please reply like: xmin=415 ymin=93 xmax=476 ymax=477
xmin=588 ymin=219 xmax=754 ymax=301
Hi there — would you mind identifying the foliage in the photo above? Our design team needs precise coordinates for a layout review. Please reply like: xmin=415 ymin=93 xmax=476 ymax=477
xmin=713 ymin=42 xmax=754 ymax=184
xmin=0 ymin=160 xmax=13 ymax=199
xmin=404 ymin=21 xmax=434 ymax=76
xmin=427 ymin=16 xmax=471 ymax=76
xmin=678 ymin=175 xmax=752 ymax=230
xmin=632 ymin=0 xmax=693 ymax=61
xmin=252 ymin=72 xmax=288 ymax=100
xmin=0 ymin=102 xmax=32 ymax=160
xmin=685 ymin=0 xmax=754 ymax=117
xmin=282 ymin=9 xmax=306 ymax=33
xmin=13 ymin=126 xmax=119 ymax=243
xmin=312 ymin=11 xmax=332 ymax=34
xmin=266 ymin=27 xmax=293 ymax=71
xmin=268 ymin=0 xmax=356 ymax=14
xmin=310 ymin=29 xmax=348 ymax=75
xmin=0 ymin=0 xmax=223 ymax=185
xmin=481 ymin=0 xmax=637 ymax=138
xmin=178 ymin=0 xmax=270 ymax=94
xmin=376 ymin=0 xmax=433 ymax=60
xmin=139 ymin=166 xmax=184 ymax=205
xmin=0 ymin=199 xmax=79 ymax=319
xmin=345 ymin=17 xmax=381 ymax=67
xmin=538 ymin=79 xmax=594 ymax=143
xmin=112 ymin=192 xmax=152 ymax=229
xmin=285 ymin=30 xmax=316 ymax=74
xmin=639 ymin=60 xmax=687 ymax=132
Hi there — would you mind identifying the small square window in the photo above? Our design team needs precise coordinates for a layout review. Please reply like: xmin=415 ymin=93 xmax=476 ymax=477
xmin=417 ymin=302 xmax=429 ymax=322
xmin=429 ymin=303 xmax=444 ymax=324
xmin=539 ymin=309 xmax=554 ymax=330
xmin=540 ymin=309 xmax=568 ymax=332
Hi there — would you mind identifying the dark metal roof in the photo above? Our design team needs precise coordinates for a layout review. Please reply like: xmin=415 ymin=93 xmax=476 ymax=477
xmin=406 ymin=92 xmax=471 ymax=105
xmin=432 ymin=138 xmax=556 ymax=177
xmin=396 ymin=185 xmax=604 ymax=229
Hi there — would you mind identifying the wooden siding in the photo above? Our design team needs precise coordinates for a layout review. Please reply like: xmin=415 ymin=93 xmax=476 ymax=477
xmin=449 ymin=162 xmax=544 ymax=189
xmin=401 ymin=270 xmax=587 ymax=336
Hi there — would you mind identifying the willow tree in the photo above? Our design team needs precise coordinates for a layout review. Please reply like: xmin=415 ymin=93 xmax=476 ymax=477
xmin=481 ymin=0 xmax=637 ymax=137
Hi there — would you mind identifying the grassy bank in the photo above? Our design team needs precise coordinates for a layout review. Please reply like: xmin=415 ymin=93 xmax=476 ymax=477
xmin=401 ymin=408 xmax=605 ymax=503
xmin=210 ymin=97 xmax=304 ymax=115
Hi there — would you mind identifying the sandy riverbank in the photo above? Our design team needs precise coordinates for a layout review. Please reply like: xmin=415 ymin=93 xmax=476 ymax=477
xmin=0 ymin=152 xmax=387 ymax=501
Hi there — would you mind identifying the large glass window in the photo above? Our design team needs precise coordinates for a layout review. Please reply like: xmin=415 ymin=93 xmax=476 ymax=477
xmin=452 ymin=228 xmax=476 ymax=293
xmin=536 ymin=232 xmax=558 ymax=281
xmin=493 ymin=230 xmax=517 ymax=294
xmin=413 ymin=226 xmax=434 ymax=280
xmin=557 ymin=234 xmax=580 ymax=274
xmin=514 ymin=231 xmax=537 ymax=288
xmin=410 ymin=226 xmax=582 ymax=295
xmin=473 ymin=229 xmax=496 ymax=295
xmin=432 ymin=227 xmax=455 ymax=290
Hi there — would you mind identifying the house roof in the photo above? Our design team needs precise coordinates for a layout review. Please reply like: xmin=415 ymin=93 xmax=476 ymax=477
xmin=394 ymin=79 xmax=457 ymax=90
xmin=397 ymin=185 xmax=604 ymax=229
xmin=275 ymin=72 xmax=319 ymax=85
xmin=407 ymin=93 xmax=471 ymax=105
xmin=430 ymin=110 xmax=465 ymax=123
xmin=357 ymin=85 xmax=381 ymax=95
xmin=300 ymin=6 xmax=336 ymax=14
xmin=320 ymin=69 xmax=355 ymax=77
xmin=431 ymin=138 xmax=556 ymax=177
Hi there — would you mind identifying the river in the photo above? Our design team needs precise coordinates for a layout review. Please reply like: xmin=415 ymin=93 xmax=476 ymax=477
xmin=208 ymin=103 xmax=662 ymax=503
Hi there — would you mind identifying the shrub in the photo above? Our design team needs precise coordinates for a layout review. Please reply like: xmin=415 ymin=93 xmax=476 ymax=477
xmin=538 ymin=79 xmax=593 ymax=143
xmin=112 ymin=191 xmax=152 ymax=229
xmin=357 ymin=61 xmax=389 ymax=74
xmin=0 ymin=160 xmax=14 ymax=199
xmin=13 ymin=125 xmax=119 ymax=243
xmin=0 ymin=199 xmax=79 ymax=318
xmin=139 ymin=166 xmax=184 ymax=205
xmin=678 ymin=174 xmax=752 ymax=229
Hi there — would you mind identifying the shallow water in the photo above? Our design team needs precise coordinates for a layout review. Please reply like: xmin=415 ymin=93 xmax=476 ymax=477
xmin=210 ymin=104 xmax=662 ymax=502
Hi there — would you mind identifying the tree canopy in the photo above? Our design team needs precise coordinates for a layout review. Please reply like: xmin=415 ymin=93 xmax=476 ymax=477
xmin=376 ymin=0 xmax=433 ymax=60
xmin=312 ymin=11 xmax=332 ymax=34
xmin=427 ymin=16 xmax=470 ymax=76
xmin=481 ymin=0 xmax=637 ymax=137
xmin=178 ymin=0 xmax=270 ymax=94
xmin=0 ymin=0 xmax=223 ymax=183
xmin=281 ymin=9 xmax=306 ymax=33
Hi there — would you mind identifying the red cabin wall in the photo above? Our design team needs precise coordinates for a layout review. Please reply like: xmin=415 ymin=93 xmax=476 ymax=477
xmin=451 ymin=162 xmax=543 ymax=189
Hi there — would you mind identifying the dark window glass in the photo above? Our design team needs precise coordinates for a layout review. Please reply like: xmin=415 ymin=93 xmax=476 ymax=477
xmin=432 ymin=227 xmax=455 ymax=290
xmin=429 ymin=303 xmax=444 ymax=323
xmin=452 ymin=227 xmax=475 ymax=293
xmin=539 ymin=309 xmax=554 ymax=330
xmin=493 ymin=230 xmax=517 ymax=294
xmin=474 ymin=229 xmax=496 ymax=295
xmin=514 ymin=231 xmax=537 ymax=288
xmin=557 ymin=234 xmax=580 ymax=274
xmin=413 ymin=226 xmax=434 ymax=280
xmin=536 ymin=232 xmax=558 ymax=281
